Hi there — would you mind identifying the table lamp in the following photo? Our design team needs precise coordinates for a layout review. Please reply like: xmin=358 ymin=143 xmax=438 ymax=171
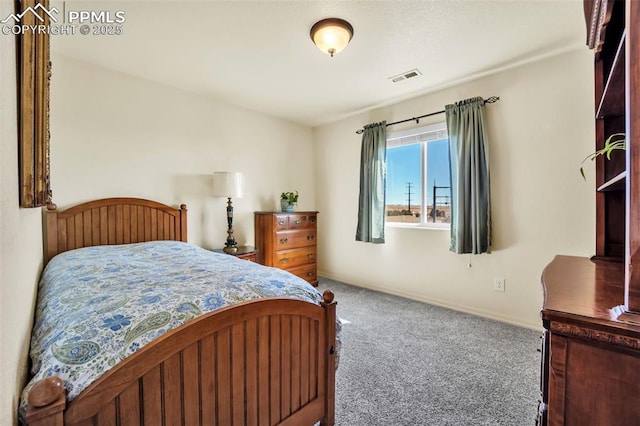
xmin=212 ymin=171 xmax=245 ymax=253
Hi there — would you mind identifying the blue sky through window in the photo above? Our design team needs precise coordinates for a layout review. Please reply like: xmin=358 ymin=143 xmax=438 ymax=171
xmin=386 ymin=144 xmax=421 ymax=205
xmin=386 ymin=138 xmax=450 ymax=206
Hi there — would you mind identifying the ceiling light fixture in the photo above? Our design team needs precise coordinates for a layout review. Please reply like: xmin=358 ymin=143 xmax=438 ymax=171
xmin=310 ymin=18 xmax=354 ymax=57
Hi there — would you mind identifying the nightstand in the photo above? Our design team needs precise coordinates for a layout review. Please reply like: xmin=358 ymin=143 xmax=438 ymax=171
xmin=212 ymin=245 xmax=257 ymax=262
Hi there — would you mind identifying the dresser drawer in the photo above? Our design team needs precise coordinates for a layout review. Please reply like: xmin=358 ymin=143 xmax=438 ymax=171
xmin=274 ymin=213 xmax=317 ymax=230
xmin=274 ymin=214 xmax=289 ymax=230
xmin=288 ymin=214 xmax=317 ymax=229
xmin=275 ymin=230 xmax=316 ymax=249
xmin=274 ymin=246 xmax=316 ymax=269
xmin=287 ymin=263 xmax=317 ymax=283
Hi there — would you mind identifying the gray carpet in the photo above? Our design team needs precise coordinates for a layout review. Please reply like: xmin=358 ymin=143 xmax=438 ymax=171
xmin=318 ymin=278 xmax=541 ymax=426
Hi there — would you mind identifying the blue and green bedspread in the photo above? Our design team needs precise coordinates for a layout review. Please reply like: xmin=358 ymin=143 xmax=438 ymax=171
xmin=20 ymin=240 xmax=337 ymax=414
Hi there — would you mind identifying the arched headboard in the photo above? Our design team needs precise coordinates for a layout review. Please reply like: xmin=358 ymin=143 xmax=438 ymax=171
xmin=44 ymin=198 xmax=188 ymax=263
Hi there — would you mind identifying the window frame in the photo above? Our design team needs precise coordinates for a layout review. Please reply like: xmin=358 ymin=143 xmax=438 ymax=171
xmin=385 ymin=122 xmax=450 ymax=230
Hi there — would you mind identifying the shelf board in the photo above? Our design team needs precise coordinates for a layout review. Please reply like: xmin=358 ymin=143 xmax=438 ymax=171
xmin=597 ymin=170 xmax=627 ymax=192
xmin=596 ymin=30 xmax=626 ymax=118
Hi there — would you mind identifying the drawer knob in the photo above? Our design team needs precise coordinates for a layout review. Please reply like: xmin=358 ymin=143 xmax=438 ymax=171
xmin=280 ymin=238 xmax=288 ymax=244
xmin=280 ymin=258 xmax=289 ymax=264
xmin=307 ymin=234 xmax=314 ymax=241
xmin=278 ymin=220 xmax=286 ymax=226
xmin=310 ymin=218 xmax=316 ymax=223
xmin=295 ymin=219 xmax=301 ymax=224
xmin=307 ymin=272 xmax=313 ymax=277
xmin=307 ymin=253 xmax=315 ymax=259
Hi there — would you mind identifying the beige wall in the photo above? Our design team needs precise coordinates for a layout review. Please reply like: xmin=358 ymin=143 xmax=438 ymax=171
xmin=50 ymin=55 xmax=316 ymax=249
xmin=314 ymin=48 xmax=595 ymax=329
xmin=0 ymin=3 xmax=45 ymax=424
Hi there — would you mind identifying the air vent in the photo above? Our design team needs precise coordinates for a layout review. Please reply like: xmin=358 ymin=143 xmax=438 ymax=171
xmin=388 ymin=69 xmax=422 ymax=83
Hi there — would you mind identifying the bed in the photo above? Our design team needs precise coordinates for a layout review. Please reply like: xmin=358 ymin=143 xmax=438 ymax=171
xmin=20 ymin=197 xmax=337 ymax=426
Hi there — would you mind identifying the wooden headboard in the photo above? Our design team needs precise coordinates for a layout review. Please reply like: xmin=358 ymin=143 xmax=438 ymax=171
xmin=44 ymin=198 xmax=187 ymax=264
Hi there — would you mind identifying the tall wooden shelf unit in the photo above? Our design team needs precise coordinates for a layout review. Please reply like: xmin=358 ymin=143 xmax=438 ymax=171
xmin=539 ymin=1 xmax=640 ymax=425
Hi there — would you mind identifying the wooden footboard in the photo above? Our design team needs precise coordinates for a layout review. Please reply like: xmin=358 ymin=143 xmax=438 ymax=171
xmin=24 ymin=291 xmax=337 ymax=426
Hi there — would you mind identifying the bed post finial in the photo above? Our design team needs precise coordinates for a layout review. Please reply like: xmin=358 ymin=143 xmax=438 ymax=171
xmin=28 ymin=377 xmax=65 ymax=407
xmin=24 ymin=377 xmax=66 ymax=425
xmin=322 ymin=289 xmax=335 ymax=304
xmin=46 ymin=203 xmax=57 ymax=211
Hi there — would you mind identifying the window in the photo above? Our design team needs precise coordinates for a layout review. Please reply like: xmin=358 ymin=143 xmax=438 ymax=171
xmin=385 ymin=122 xmax=451 ymax=227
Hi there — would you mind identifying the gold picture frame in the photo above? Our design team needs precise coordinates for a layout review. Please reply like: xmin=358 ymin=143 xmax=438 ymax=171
xmin=18 ymin=0 xmax=52 ymax=207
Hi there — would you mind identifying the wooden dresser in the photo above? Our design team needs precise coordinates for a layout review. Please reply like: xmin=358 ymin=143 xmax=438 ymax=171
xmin=254 ymin=211 xmax=318 ymax=286
xmin=539 ymin=1 xmax=640 ymax=425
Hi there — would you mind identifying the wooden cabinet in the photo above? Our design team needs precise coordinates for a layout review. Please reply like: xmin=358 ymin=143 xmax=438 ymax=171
xmin=539 ymin=1 xmax=640 ymax=424
xmin=254 ymin=211 xmax=318 ymax=286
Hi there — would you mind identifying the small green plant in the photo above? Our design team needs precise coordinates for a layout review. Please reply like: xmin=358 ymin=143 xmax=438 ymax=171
xmin=580 ymin=133 xmax=626 ymax=180
xmin=280 ymin=191 xmax=299 ymax=204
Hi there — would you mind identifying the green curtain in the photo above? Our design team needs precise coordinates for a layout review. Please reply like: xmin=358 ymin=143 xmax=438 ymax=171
xmin=355 ymin=121 xmax=387 ymax=243
xmin=446 ymin=97 xmax=491 ymax=254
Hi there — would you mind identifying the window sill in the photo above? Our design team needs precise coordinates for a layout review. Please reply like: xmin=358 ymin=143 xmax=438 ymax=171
xmin=386 ymin=222 xmax=450 ymax=231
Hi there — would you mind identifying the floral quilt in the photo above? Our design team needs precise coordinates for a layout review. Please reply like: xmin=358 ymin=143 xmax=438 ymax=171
xmin=20 ymin=241 xmax=333 ymax=415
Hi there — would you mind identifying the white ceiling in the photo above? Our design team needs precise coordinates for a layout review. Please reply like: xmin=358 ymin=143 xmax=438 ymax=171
xmin=51 ymin=0 xmax=587 ymax=127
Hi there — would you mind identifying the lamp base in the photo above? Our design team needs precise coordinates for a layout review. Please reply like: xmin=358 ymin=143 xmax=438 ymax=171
xmin=223 ymin=245 xmax=238 ymax=254
xmin=222 ymin=196 xmax=238 ymax=255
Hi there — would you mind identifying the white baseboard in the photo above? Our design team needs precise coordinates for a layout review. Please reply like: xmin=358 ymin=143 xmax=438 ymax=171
xmin=318 ymin=271 xmax=542 ymax=332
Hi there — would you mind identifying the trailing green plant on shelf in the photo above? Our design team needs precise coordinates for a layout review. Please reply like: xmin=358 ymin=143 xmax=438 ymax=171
xmin=580 ymin=133 xmax=626 ymax=181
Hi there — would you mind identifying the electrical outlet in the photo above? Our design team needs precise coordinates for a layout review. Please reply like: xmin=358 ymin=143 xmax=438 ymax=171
xmin=494 ymin=278 xmax=506 ymax=292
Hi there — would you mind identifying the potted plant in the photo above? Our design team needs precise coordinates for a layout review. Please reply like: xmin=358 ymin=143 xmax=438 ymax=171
xmin=580 ymin=133 xmax=626 ymax=180
xmin=280 ymin=191 xmax=298 ymax=212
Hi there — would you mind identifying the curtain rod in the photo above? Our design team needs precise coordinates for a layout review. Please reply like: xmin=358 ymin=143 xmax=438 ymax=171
xmin=355 ymin=96 xmax=500 ymax=134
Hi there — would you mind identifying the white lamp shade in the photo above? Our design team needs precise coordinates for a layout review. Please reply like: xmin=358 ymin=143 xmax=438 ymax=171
xmin=212 ymin=172 xmax=245 ymax=198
